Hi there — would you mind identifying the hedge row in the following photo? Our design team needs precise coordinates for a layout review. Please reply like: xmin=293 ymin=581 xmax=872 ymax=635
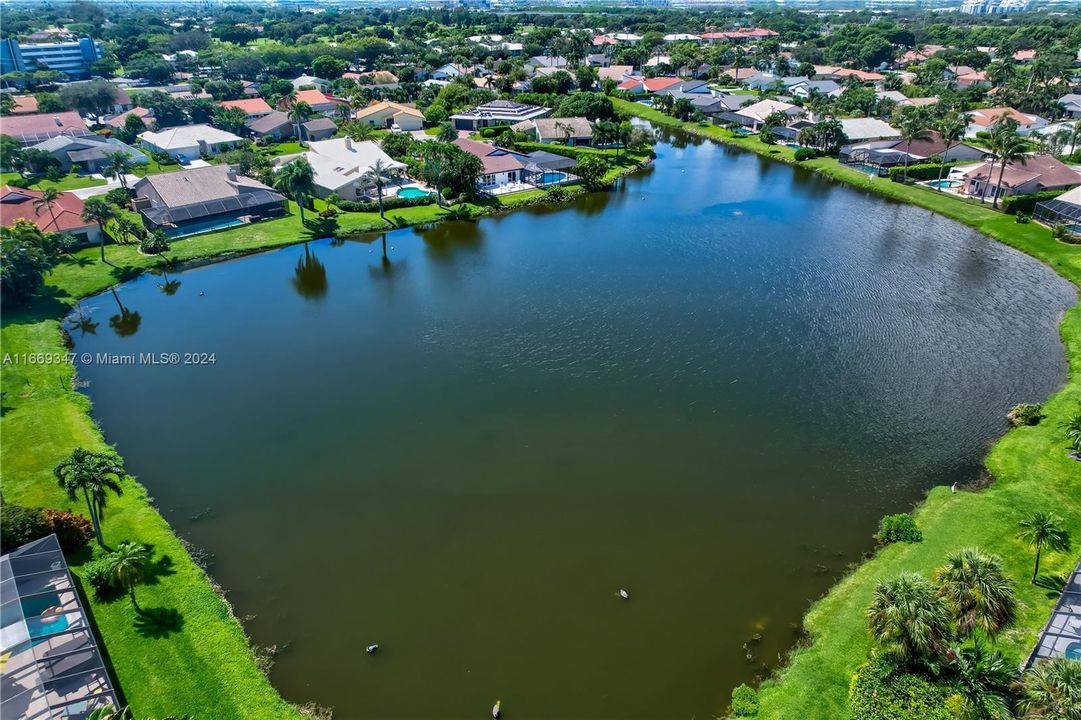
xmin=334 ymin=192 xmax=435 ymax=213
xmin=478 ymin=124 xmax=514 ymax=139
xmin=1001 ymin=189 xmax=1067 ymax=215
xmin=887 ymin=162 xmax=961 ymax=182
xmin=512 ymin=141 xmax=617 ymax=159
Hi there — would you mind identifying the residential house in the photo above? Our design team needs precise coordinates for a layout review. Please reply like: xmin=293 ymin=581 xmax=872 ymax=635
xmin=291 ymin=74 xmax=330 ymax=91
xmin=453 ymin=137 xmax=526 ymax=193
xmin=719 ymin=68 xmax=763 ymax=85
xmin=1034 ymin=184 xmax=1081 ymax=227
xmin=133 ymin=164 xmax=286 ymax=237
xmin=103 ymin=107 xmax=154 ymax=130
xmin=838 ymin=117 xmax=902 ymax=143
xmin=840 ymin=130 xmax=986 ymax=172
xmin=272 ymin=137 xmax=406 ymax=200
xmin=1059 ymin=93 xmax=1081 ymax=119
xmin=353 ymin=101 xmax=424 ymax=131
xmin=617 ymin=76 xmax=683 ymax=94
xmin=966 ymin=106 xmax=1047 ymax=136
xmin=218 ymin=98 xmax=274 ymax=120
xmin=526 ymin=56 xmax=570 ymax=73
xmin=1013 ymin=49 xmax=1037 ymax=63
xmin=138 ymin=124 xmax=243 ymax=162
xmin=896 ymin=45 xmax=945 ymax=66
xmin=1 ymin=111 xmax=91 ymax=145
xmin=0 ymin=185 xmax=102 ymax=245
xmin=511 ymin=117 xmax=593 ymax=146
xmin=246 ymin=111 xmax=294 ymax=141
xmin=300 ymin=118 xmax=337 ymax=142
xmin=832 ymin=69 xmax=886 ymax=84
xmin=449 ymin=100 xmax=549 ymax=131
xmin=282 ymin=89 xmax=347 ymax=117
xmin=655 ymin=80 xmax=712 ymax=96
xmin=342 ymin=70 xmax=400 ymax=89
xmin=597 ymin=65 xmax=634 ymax=84
xmin=955 ymin=70 xmax=991 ymax=89
xmin=961 ymin=154 xmax=1081 ymax=200
xmin=787 ymin=78 xmax=843 ymax=99
xmin=727 ymin=99 xmax=803 ymax=130
xmin=431 ymin=63 xmax=470 ymax=81
xmin=7 ymin=95 xmax=38 ymax=114
xmin=27 ymin=135 xmax=147 ymax=174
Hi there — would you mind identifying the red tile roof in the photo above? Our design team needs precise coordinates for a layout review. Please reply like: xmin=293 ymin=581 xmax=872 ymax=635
xmin=281 ymin=89 xmax=346 ymax=109
xmin=104 ymin=107 xmax=153 ymax=129
xmin=967 ymin=106 xmax=1038 ymax=127
xmin=0 ymin=186 xmax=93 ymax=234
xmin=218 ymin=98 xmax=273 ymax=115
xmin=10 ymin=96 xmax=38 ymax=114
xmin=452 ymin=138 xmax=524 ymax=174
xmin=0 ymin=111 xmax=89 ymax=140
xmin=833 ymin=68 xmax=886 ymax=82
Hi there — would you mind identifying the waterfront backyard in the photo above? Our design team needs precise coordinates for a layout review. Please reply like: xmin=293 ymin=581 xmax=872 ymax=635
xmin=52 ymin=133 xmax=1077 ymax=719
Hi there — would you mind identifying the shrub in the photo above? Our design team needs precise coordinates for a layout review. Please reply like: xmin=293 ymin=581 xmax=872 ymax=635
xmin=478 ymin=124 xmax=512 ymax=139
xmin=1001 ymin=190 xmax=1066 ymax=215
xmin=849 ymin=659 xmax=956 ymax=720
xmin=887 ymin=162 xmax=960 ymax=183
xmin=319 ymin=207 xmax=338 ymax=218
xmin=335 ymin=194 xmax=434 ymax=213
xmin=104 ymin=187 xmax=135 ymax=209
xmin=139 ymin=232 xmax=169 ymax=255
xmin=1015 ymin=213 xmax=1031 ymax=224
xmin=82 ymin=556 xmax=119 ymax=599
xmin=42 ymin=509 xmax=93 ymax=553
xmin=1007 ymin=403 xmax=1043 ymax=427
xmin=793 ymin=148 xmax=817 ymax=161
xmin=545 ymin=186 xmax=570 ymax=203
xmin=0 ymin=505 xmax=49 ymax=552
xmin=877 ymin=513 xmax=923 ymax=544
xmin=730 ymin=683 xmax=759 ymax=716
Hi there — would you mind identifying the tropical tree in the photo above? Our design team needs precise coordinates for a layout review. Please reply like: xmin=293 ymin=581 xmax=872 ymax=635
xmin=53 ymin=448 xmax=124 ymax=547
xmin=986 ymin=122 xmax=1028 ymax=209
xmin=274 ymin=158 xmax=315 ymax=223
xmin=421 ymin=155 xmax=446 ymax=207
xmin=950 ymin=641 xmax=1016 ymax=720
xmin=105 ymin=541 xmax=151 ymax=611
xmin=1016 ymin=658 xmax=1081 ymax=719
xmin=934 ymin=547 xmax=1016 ymax=637
xmin=114 ymin=216 xmax=141 ymax=246
xmin=81 ymin=196 xmax=118 ymax=261
xmin=32 ymin=187 xmax=62 ymax=229
xmin=934 ymin=114 xmax=967 ymax=189
xmin=436 ymin=122 xmax=457 ymax=143
xmin=867 ymin=572 xmax=953 ymax=667
xmin=104 ymin=151 xmax=133 ymax=189
xmin=287 ymin=100 xmax=313 ymax=145
xmin=898 ymin=111 xmax=932 ymax=181
xmin=1017 ymin=511 xmax=1071 ymax=582
xmin=1063 ymin=409 xmax=1081 ymax=454
xmin=361 ymin=159 xmax=398 ymax=221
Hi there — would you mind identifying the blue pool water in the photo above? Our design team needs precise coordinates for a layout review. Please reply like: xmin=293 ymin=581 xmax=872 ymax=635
xmin=21 ymin=594 xmax=71 ymax=639
xmin=732 ymin=127 xmax=753 ymax=135
xmin=167 ymin=216 xmax=247 ymax=238
xmin=929 ymin=179 xmax=960 ymax=188
xmin=845 ymin=162 xmax=886 ymax=177
xmin=1067 ymin=642 xmax=1081 ymax=660
xmin=396 ymin=187 xmax=431 ymax=199
xmin=537 ymin=172 xmax=567 ymax=185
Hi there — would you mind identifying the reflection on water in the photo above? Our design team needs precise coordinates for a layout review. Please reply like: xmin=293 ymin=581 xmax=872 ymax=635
xmin=71 ymin=127 xmax=1075 ymax=720
xmin=107 ymin=289 xmax=141 ymax=337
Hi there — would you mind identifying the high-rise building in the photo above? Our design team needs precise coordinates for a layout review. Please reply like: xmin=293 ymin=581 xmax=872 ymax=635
xmin=0 ymin=38 xmax=103 ymax=79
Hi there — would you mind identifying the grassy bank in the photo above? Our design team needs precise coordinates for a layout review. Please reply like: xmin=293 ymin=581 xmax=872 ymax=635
xmin=0 ymin=152 xmax=649 ymax=717
xmin=617 ymin=97 xmax=1081 ymax=719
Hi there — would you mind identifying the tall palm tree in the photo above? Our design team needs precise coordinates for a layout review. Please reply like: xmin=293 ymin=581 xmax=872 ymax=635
xmin=114 ymin=216 xmax=140 ymax=245
xmin=436 ymin=122 xmax=458 ymax=143
xmin=53 ymin=448 xmax=125 ymax=547
xmin=287 ymin=100 xmax=313 ymax=145
xmin=867 ymin=572 xmax=953 ymax=668
xmin=32 ymin=187 xmax=62 ymax=229
xmin=422 ymin=155 xmax=446 ymax=208
xmin=105 ymin=541 xmax=151 ymax=611
xmin=985 ymin=123 xmax=1027 ymax=209
xmin=1017 ymin=511 xmax=1071 ymax=582
xmin=104 ymin=151 xmax=133 ymax=189
xmin=362 ymin=158 xmax=398 ymax=221
xmin=950 ymin=641 xmax=1016 ymax=720
xmin=1017 ymin=657 xmax=1081 ymax=719
xmin=275 ymin=158 xmax=315 ymax=223
xmin=934 ymin=547 xmax=1016 ymax=637
xmin=81 ymin=197 xmax=118 ymax=261
xmin=899 ymin=113 xmax=931 ymax=181
xmin=934 ymin=114 xmax=967 ymax=189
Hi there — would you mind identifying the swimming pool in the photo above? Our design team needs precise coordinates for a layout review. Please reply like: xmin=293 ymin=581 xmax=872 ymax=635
xmin=536 ymin=172 xmax=567 ymax=185
xmin=21 ymin=593 xmax=72 ymax=639
xmin=396 ymin=187 xmax=431 ymax=199
xmin=845 ymin=163 xmax=886 ymax=177
xmin=928 ymin=179 xmax=961 ymax=189
xmin=167 ymin=216 xmax=247 ymax=238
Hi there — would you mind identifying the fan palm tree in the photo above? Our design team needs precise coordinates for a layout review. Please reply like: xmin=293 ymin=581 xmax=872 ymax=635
xmin=287 ymin=100 xmax=313 ymax=145
xmin=986 ymin=123 xmax=1028 ymax=209
xmin=436 ymin=122 xmax=458 ymax=143
xmin=934 ymin=547 xmax=1016 ymax=637
xmin=81 ymin=196 xmax=118 ymax=261
xmin=362 ymin=158 xmax=398 ymax=221
xmin=867 ymin=572 xmax=953 ymax=667
xmin=104 ymin=151 xmax=133 ymax=189
xmin=1017 ymin=511 xmax=1071 ymax=583
xmin=1064 ymin=409 xmax=1081 ymax=454
xmin=1017 ymin=657 xmax=1081 ymax=719
xmin=422 ymin=155 xmax=446 ymax=207
xmin=105 ymin=541 xmax=151 ymax=611
xmin=950 ymin=641 xmax=1016 ymax=720
xmin=898 ymin=113 xmax=931 ymax=182
xmin=32 ymin=187 xmax=62 ymax=229
xmin=934 ymin=114 xmax=967 ymax=189
xmin=53 ymin=448 xmax=125 ymax=547
xmin=114 ymin=216 xmax=141 ymax=245
xmin=275 ymin=158 xmax=315 ymax=223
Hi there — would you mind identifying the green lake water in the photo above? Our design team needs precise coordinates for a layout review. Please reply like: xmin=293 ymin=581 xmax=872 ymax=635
xmin=72 ymin=130 xmax=1075 ymax=719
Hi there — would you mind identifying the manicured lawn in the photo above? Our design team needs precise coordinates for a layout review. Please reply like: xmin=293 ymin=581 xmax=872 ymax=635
xmin=257 ymin=141 xmax=305 ymax=158
xmin=616 ymin=97 xmax=1081 ymax=720
xmin=1 ymin=171 xmax=108 ymax=191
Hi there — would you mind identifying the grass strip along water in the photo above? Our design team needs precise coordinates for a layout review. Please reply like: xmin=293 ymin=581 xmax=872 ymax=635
xmin=615 ymin=97 xmax=1081 ymax=719
xmin=0 ymin=150 xmax=650 ymax=719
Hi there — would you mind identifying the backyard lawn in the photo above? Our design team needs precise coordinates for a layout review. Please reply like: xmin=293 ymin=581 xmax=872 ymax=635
xmin=616 ymin=97 xmax=1081 ymax=720
xmin=1 ymin=171 xmax=108 ymax=191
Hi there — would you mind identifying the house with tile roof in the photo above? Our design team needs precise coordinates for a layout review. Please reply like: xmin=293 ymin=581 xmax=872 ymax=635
xmin=218 ymin=98 xmax=274 ymax=119
xmin=728 ymin=99 xmax=803 ymax=130
xmin=28 ymin=135 xmax=147 ymax=174
xmin=7 ymin=95 xmax=38 ymax=114
xmin=450 ymin=100 xmax=549 ymax=131
xmin=103 ymin=107 xmax=154 ymax=130
xmin=961 ymin=155 xmax=1081 ymax=200
xmin=511 ymin=117 xmax=593 ymax=146
xmin=0 ymin=186 xmax=102 ymax=245
xmin=272 ymin=137 xmax=406 ymax=200
xmin=617 ymin=76 xmax=682 ymax=94
xmin=1 ymin=111 xmax=91 ymax=145
xmin=965 ymin=107 xmax=1047 ymax=137
xmin=245 ymin=111 xmax=294 ymax=141
xmin=281 ymin=89 xmax=347 ymax=117
xmin=137 ymin=124 xmax=244 ymax=162
xmin=452 ymin=138 xmax=527 ymax=193
xmin=354 ymin=101 xmax=424 ymax=131
xmin=1058 ymin=93 xmax=1081 ymax=119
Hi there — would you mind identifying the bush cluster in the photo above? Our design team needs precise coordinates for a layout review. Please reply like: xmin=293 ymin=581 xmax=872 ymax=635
xmin=877 ymin=513 xmax=923 ymax=544
xmin=1007 ymin=402 xmax=1043 ymax=427
xmin=1001 ymin=189 xmax=1066 ymax=215
xmin=793 ymin=148 xmax=818 ymax=162
xmin=887 ymin=162 xmax=960 ymax=182
xmin=334 ymin=194 xmax=434 ymax=213
xmin=849 ymin=660 xmax=958 ymax=720
xmin=729 ymin=683 xmax=759 ymax=717
xmin=0 ymin=504 xmax=94 ymax=553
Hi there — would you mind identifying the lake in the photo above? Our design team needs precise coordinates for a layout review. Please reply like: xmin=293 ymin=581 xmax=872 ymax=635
xmin=72 ymin=130 xmax=1075 ymax=719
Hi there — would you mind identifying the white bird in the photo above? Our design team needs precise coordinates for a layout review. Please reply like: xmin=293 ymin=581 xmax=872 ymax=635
xmin=492 ymin=700 xmax=502 ymax=718
xmin=366 ymin=644 xmax=379 ymax=654
xmin=619 ymin=589 xmax=629 ymax=599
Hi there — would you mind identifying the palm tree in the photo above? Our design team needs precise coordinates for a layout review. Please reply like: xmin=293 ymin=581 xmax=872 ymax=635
xmin=898 ymin=113 xmax=931 ymax=182
xmin=32 ymin=187 xmax=62 ymax=229
xmin=81 ymin=197 xmax=118 ymax=261
xmin=1017 ymin=511 xmax=1071 ymax=583
xmin=950 ymin=641 xmax=1016 ymax=720
xmin=361 ymin=158 xmax=398 ymax=221
xmin=933 ymin=547 xmax=1016 ymax=637
xmin=436 ymin=122 xmax=458 ymax=143
xmin=934 ymin=114 xmax=967 ymax=189
xmin=105 ymin=541 xmax=151 ymax=611
xmin=53 ymin=448 xmax=124 ymax=547
xmin=275 ymin=158 xmax=315 ymax=223
xmin=287 ymin=100 xmax=313 ymax=145
xmin=990 ymin=121 xmax=1020 ymax=207
xmin=867 ymin=572 xmax=953 ymax=667
xmin=114 ymin=216 xmax=141 ymax=245
xmin=422 ymin=155 xmax=446 ymax=207
xmin=104 ymin=151 xmax=133 ymax=189
xmin=1064 ymin=409 xmax=1081 ymax=454
xmin=1016 ymin=657 xmax=1081 ymax=719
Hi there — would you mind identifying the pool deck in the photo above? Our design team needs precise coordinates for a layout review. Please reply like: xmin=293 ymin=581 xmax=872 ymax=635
xmin=1025 ymin=554 xmax=1081 ymax=667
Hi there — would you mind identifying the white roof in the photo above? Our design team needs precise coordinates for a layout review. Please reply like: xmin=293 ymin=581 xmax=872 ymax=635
xmin=1051 ymin=185 xmax=1081 ymax=206
xmin=281 ymin=138 xmax=406 ymax=193
xmin=138 ymin=124 xmax=243 ymax=150
xmin=839 ymin=117 xmax=901 ymax=141
xmin=736 ymin=99 xmax=800 ymax=122
xmin=664 ymin=33 xmax=701 ymax=41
